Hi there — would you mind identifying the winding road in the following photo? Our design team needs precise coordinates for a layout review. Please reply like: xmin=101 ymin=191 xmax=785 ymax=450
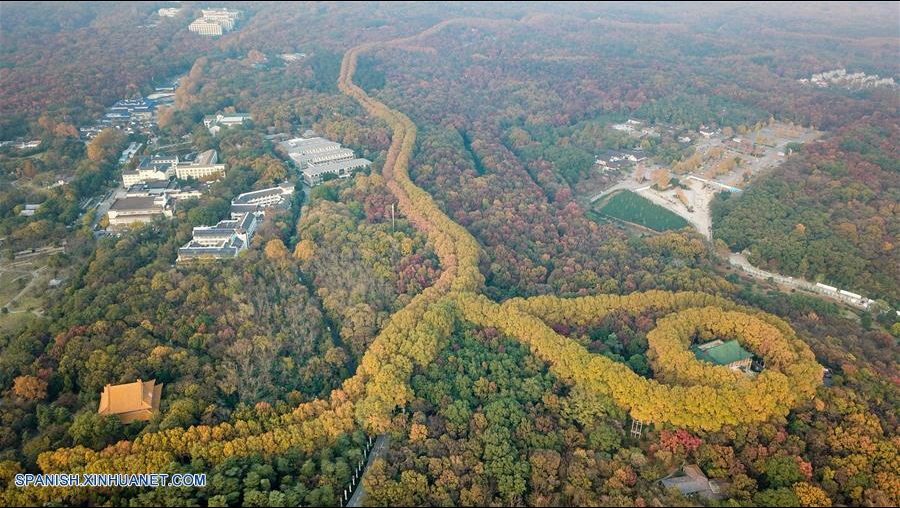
xmin=727 ymin=251 xmax=875 ymax=310
xmin=332 ymin=16 xmax=823 ymax=496
xmin=22 ymin=18 xmax=823 ymax=506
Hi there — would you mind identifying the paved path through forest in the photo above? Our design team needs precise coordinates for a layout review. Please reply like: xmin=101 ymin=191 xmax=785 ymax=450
xmin=347 ymin=434 xmax=389 ymax=507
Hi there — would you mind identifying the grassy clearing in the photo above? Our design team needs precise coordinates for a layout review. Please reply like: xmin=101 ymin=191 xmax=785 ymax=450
xmin=0 ymin=311 xmax=36 ymax=336
xmin=595 ymin=190 xmax=689 ymax=232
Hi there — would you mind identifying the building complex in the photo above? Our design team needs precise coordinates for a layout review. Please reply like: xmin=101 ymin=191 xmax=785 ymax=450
xmin=177 ymin=212 xmax=261 ymax=262
xmin=799 ymin=68 xmax=896 ymax=89
xmin=204 ymin=112 xmax=252 ymax=135
xmin=123 ymin=150 xmax=224 ymax=186
xmin=279 ymin=136 xmax=371 ymax=186
xmin=122 ymin=154 xmax=178 ymax=187
xmin=125 ymin=180 xmax=203 ymax=201
xmin=106 ymin=98 xmax=154 ymax=122
xmin=189 ymin=8 xmax=242 ymax=36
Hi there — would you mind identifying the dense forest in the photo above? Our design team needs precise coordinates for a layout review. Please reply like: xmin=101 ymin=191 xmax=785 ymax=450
xmin=1 ymin=2 xmax=898 ymax=507
xmin=295 ymin=174 xmax=442 ymax=360
xmin=713 ymin=114 xmax=900 ymax=304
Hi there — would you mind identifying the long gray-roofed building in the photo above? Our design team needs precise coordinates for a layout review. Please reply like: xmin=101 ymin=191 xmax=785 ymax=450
xmin=125 ymin=180 xmax=204 ymax=201
xmin=230 ymin=183 xmax=295 ymax=214
xmin=290 ymin=147 xmax=355 ymax=167
xmin=279 ymin=137 xmax=342 ymax=155
xmin=303 ymin=158 xmax=371 ymax=186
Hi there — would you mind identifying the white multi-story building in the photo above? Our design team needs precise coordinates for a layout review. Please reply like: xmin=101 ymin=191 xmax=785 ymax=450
xmin=126 ymin=151 xmax=225 ymax=184
xmin=122 ymin=155 xmax=178 ymax=187
xmin=174 ymin=149 xmax=226 ymax=181
xmin=158 ymin=7 xmax=182 ymax=17
xmin=189 ymin=8 xmax=242 ymax=36
xmin=201 ymin=8 xmax=242 ymax=23
xmin=177 ymin=212 xmax=260 ymax=262
xmin=805 ymin=68 xmax=897 ymax=90
xmin=107 ymin=195 xmax=173 ymax=229
xmin=189 ymin=18 xmax=225 ymax=36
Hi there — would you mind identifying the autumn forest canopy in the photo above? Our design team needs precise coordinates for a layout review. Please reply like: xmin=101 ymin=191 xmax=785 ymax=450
xmin=0 ymin=2 xmax=898 ymax=508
